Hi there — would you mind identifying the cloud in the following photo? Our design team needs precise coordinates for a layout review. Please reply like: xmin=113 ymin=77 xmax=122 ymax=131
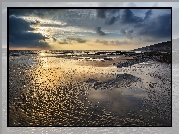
xmin=58 ymin=39 xmax=68 ymax=44
xmin=95 ymin=27 xmax=106 ymax=36
xmin=96 ymin=9 xmax=121 ymax=25
xmin=120 ymin=29 xmax=126 ymax=35
xmin=9 ymin=15 xmax=50 ymax=49
xmin=110 ymin=40 xmax=131 ymax=45
xmin=144 ymin=10 xmax=152 ymax=21
xmin=75 ymin=38 xmax=86 ymax=43
xmin=120 ymin=9 xmax=143 ymax=24
xmin=66 ymin=37 xmax=86 ymax=43
xmin=95 ymin=39 xmax=108 ymax=44
xmin=9 ymin=9 xmax=35 ymax=17
xmin=9 ymin=15 xmax=34 ymax=35
xmin=40 ymin=23 xmax=67 ymax=27
xmin=9 ymin=9 xmax=66 ymax=19
xmin=118 ymin=10 xmax=171 ymax=41
xmin=9 ymin=38 xmax=50 ymax=49
xmin=113 ymin=40 xmax=123 ymax=45
xmin=8 ymin=8 xmax=171 ymax=50
xmin=95 ymin=39 xmax=132 ymax=46
xmin=58 ymin=37 xmax=86 ymax=45
xmin=137 ymin=13 xmax=171 ymax=39
xmin=96 ymin=9 xmax=108 ymax=19
xmin=52 ymin=37 xmax=57 ymax=42
xmin=120 ymin=29 xmax=133 ymax=40
xmin=105 ymin=16 xmax=118 ymax=25
xmin=126 ymin=30 xmax=134 ymax=39
xmin=96 ymin=9 xmax=150 ymax=26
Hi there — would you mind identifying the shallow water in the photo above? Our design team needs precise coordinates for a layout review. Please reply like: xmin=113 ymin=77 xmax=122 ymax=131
xmin=8 ymin=50 xmax=171 ymax=126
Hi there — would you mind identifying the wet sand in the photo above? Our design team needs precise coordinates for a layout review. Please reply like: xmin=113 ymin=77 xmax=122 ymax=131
xmin=9 ymin=51 xmax=171 ymax=126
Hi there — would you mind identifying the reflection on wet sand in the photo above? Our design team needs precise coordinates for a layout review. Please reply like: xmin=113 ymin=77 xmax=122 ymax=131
xmin=9 ymin=50 xmax=171 ymax=126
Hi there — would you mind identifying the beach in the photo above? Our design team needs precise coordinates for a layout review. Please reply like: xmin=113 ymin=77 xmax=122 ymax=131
xmin=8 ymin=50 xmax=171 ymax=126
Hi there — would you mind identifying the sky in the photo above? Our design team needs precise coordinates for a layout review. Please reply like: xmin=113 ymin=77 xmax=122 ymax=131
xmin=7 ymin=7 xmax=171 ymax=50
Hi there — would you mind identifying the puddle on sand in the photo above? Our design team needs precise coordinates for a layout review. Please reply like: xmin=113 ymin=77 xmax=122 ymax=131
xmin=87 ymin=87 xmax=146 ymax=116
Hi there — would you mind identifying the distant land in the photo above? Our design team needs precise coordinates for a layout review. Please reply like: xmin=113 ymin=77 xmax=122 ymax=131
xmin=113 ymin=40 xmax=172 ymax=67
xmin=133 ymin=40 xmax=171 ymax=53
xmin=131 ymin=40 xmax=172 ymax=64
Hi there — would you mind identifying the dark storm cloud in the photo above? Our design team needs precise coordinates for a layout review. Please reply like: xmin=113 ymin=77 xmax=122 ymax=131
xmin=120 ymin=29 xmax=133 ymax=40
xmin=105 ymin=16 xmax=118 ymax=25
xmin=120 ymin=9 xmax=143 ymax=24
xmin=127 ymin=30 xmax=133 ymax=34
xmin=9 ymin=15 xmax=50 ymax=48
xmin=95 ymin=27 xmax=106 ymax=36
xmin=126 ymin=30 xmax=133 ymax=39
xmin=120 ymin=29 xmax=126 ymax=35
xmin=96 ymin=9 xmax=152 ymax=26
xmin=9 ymin=15 xmax=34 ymax=35
xmin=137 ymin=14 xmax=171 ymax=39
xmin=107 ymin=9 xmax=147 ymax=25
xmin=96 ymin=9 xmax=121 ymax=25
xmin=96 ymin=8 xmax=170 ymax=41
xmin=96 ymin=9 xmax=120 ymax=19
xmin=9 ymin=37 xmax=50 ymax=49
xmin=9 ymin=9 xmax=35 ymax=17
xmin=96 ymin=9 xmax=108 ymax=19
xmin=11 ymin=32 xmax=48 ymax=41
xmin=144 ymin=10 xmax=152 ymax=21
